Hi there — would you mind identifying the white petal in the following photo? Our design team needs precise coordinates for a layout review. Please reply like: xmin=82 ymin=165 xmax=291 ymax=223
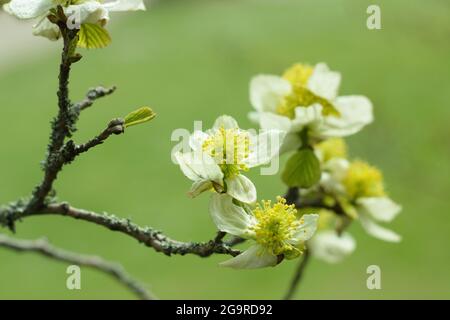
xmin=307 ymin=63 xmax=341 ymax=101
xmin=250 ymin=75 xmax=292 ymax=113
xmin=188 ymin=180 xmax=213 ymax=198
xmin=103 ymin=0 xmax=146 ymax=12
xmin=320 ymin=95 xmax=373 ymax=138
xmin=5 ymin=0 xmax=54 ymax=19
xmin=258 ymin=111 xmax=291 ymax=132
xmin=246 ymin=130 xmax=286 ymax=168
xmin=175 ymin=151 xmax=223 ymax=184
xmin=189 ymin=130 xmax=209 ymax=152
xmin=279 ymin=132 xmax=302 ymax=154
xmin=309 ymin=231 xmax=356 ymax=264
xmin=359 ymin=215 xmax=401 ymax=243
xmin=220 ymin=244 xmax=278 ymax=269
xmin=320 ymin=158 xmax=349 ymax=195
xmin=357 ymin=197 xmax=402 ymax=223
xmin=248 ymin=111 xmax=260 ymax=124
xmin=291 ymin=104 xmax=324 ymax=133
xmin=32 ymin=15 xmax=60 ymax=40
xmin=213 ymin=115 xmax=239 ymax=130
xmin=66 ymin=1 xmax=108 ymax=25
xmin=290 ymin=214 xmax=319 ymax=244
xmin=225 ymin=175 xmax=257 ymax=204
xmin=209 ymin=194 xmax=256 ymax=238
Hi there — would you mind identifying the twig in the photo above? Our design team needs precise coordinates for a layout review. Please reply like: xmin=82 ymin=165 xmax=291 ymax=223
xmin=0 ymin=203 xmax=241 ymax=258
xmin=73 ymin=86 xmax=117 ymax=113
xmin=283 ymin=249 xmax=310 ymax=300
xmin=0 ymin=234 xmax=154 ymax=300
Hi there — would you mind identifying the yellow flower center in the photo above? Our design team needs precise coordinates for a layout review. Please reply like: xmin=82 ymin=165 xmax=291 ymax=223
xmin=276 ymin=63 xmax=339 ymax=119
xmin=250 ymin=197 xmax=302 ymax=257
xmin=316 ymin=138 xmax=348 ymax=162
xmin=202 ymin=127 xmax=250 ymax=178
xmin=343 ymin=160 xmax=385 ymax=199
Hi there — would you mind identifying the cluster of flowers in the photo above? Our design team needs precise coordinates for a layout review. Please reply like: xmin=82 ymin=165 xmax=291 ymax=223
xmin=4 ymin=2 xmax=401 ymax=268
xmin=176 ymin=63 xmax=401 ymax=268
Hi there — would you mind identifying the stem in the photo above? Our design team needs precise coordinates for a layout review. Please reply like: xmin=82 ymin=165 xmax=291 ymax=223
xmin=0 ymin=234 xmax=155 ymax=300
xmin=283 ymin=249 xmax=310 ymax=300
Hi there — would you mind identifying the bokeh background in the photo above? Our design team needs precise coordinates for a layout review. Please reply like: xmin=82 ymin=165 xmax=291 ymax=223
xmin=0 ymin=0 xmax=449 ymax=299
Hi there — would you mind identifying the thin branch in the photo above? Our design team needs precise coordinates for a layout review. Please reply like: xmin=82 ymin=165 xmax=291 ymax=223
xmin=0 ymin=203 xmax=241 ymax=258
xmin=0 ymin=234 xmax=155 ymax=300
xmin=73 ymin=86 xmax=117 ymax=114
xmin=283 ymin=249 xmax=310 ymax=300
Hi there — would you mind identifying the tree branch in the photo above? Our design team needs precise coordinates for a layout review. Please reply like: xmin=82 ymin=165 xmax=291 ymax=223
xmin=0 ymin=234 xmax=155 ymax=300
xmin=73 ymin=86 xmax=117 ymax=114
xmin=0 ymin=202 xmax=241 ymax=258
xmin=283 ymin=249 xmax=310 ymax=300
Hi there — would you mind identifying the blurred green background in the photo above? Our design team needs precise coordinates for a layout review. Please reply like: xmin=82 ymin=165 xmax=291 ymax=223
xmin=1 ymin=0 xmax=449 ymax=299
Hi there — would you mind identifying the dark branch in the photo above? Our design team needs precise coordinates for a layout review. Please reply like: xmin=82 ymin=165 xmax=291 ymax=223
xmin=0 ymin=234 xmax=154 ymax=300
xmin=73 ymin=86 xmax=117 ymax=114
xmin=0 ymin=203 xmax=241 ymax=258
xmin=283 ymin=249 xmax=310 ymax=300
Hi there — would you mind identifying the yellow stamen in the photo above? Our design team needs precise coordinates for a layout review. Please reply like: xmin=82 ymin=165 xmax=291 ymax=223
xmin=316 ymin=138 xmax=348 ymax=162
xmin=250 ymin=197 xmax=302 ymax=257
xmin=343 ymin=160 xmax=385 ymax=199
xmin=202 ymin=126 xmax=250 ymax=178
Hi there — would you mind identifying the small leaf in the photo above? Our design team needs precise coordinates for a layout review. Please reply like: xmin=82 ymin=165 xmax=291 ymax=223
xmin=282 ymin=148 xmax=321 ymax=188
xmin=124 ymin=107 xmax=156 ymax=128
xmin=77 ymin=23 xmax=111 ymax=49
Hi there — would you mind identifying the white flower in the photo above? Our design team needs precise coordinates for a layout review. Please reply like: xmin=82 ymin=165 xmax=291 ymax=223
xmin=210 ymin=194 xmax=319 ymax=269
xmin=175 ymin=115 xmax=285 ymax=204
xmin=3 ymin=0 xmax=146 ymax=40
xmin=319 ymin=158 xmax=402 ymax=242
xmin=249 ymin=63 xmax=373 ymax=153
xmin=308 ymin=230 xmax=356 ymax=264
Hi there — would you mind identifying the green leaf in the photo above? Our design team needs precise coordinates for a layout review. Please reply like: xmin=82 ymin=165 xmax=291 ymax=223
xmin=77 ymin=23 xmax=111 ymax=49
xmin=124 ymin=107 xmax=156 ymax=128
xmin=282 ymin=148 xmax=321 ymax=188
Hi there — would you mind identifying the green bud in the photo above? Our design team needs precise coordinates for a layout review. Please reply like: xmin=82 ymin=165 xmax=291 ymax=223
xmin=124 ymin=107 xmax=156 ymax=128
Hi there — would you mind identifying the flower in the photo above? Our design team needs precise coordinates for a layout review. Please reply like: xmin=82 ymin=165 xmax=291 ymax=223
xmin=308 ymin=230 xmax=356 ymax=264
xmin=175 ymin=115 xmax=285 ymax=204
xmin=210 ymin=194 xmax=319 ymax=268
xmin=3 ymin=0 xmax=146 ymax=40
xmin=248 ymin=63 xmax=373 ymax=153
xmin=320 ymin=156 xmax=402 ymax=243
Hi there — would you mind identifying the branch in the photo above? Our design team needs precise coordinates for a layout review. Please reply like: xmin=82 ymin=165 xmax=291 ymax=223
xmin=73 ymin=86 xmax=117 ymax=114
xmin=0 ymin=234 xmax=155 ymax=300
xmin=0 ymin=202 xmax=241 ymax=258
xmin=283 ymin=249 xmax=310 ymax=300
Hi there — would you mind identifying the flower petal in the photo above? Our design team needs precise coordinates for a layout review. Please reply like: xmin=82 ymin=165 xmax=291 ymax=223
xmin=290 ymin=214 xmax=319 ymax=244
xmin=188 ymin=179 xmax=213 ymax=198
xmin=359 ymin=215 xmax=401 ymax=243
xmin=307 ymin=63 xmax=341 ymax=101
xmin=279 ymin=132 xmax=302 ymax=154
xmin=213 ymin=115 xmax=239 ymax=130
xmin=209 ymin=193 xmax=256 ymax=238
xmin=225 ymin=174 xmax=257 ymax=204
xmin=357 ymin=197 xmax=402 ymax=223
xmin=258 ymin=111 xmax=291 ymax=132
xmin=66 ymin=1 xmax=108 ymax=26
xmin=220 ymin=244 xmax=278 ymax=269
xmin=4 ymin=0 xmax=54 ymax=19
xmin=250 ymin=75 xmax=292 ymax=113
xmin=320 ymin=95 xmax=373 ymax=138
xmin=189 ymin=130 xmax=209 ymax=152
xmin=32 ymin=15 xmax=60 ymax=40
xmin=246 ymin=130 xmax=286 ymax=168
xmin=175 ymin=151 xmax=223 ymax=184
xmin=308 ymin=231 xmax=356 ymax=263
xmin=291 ymin=103 xmax=324 ymax=132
